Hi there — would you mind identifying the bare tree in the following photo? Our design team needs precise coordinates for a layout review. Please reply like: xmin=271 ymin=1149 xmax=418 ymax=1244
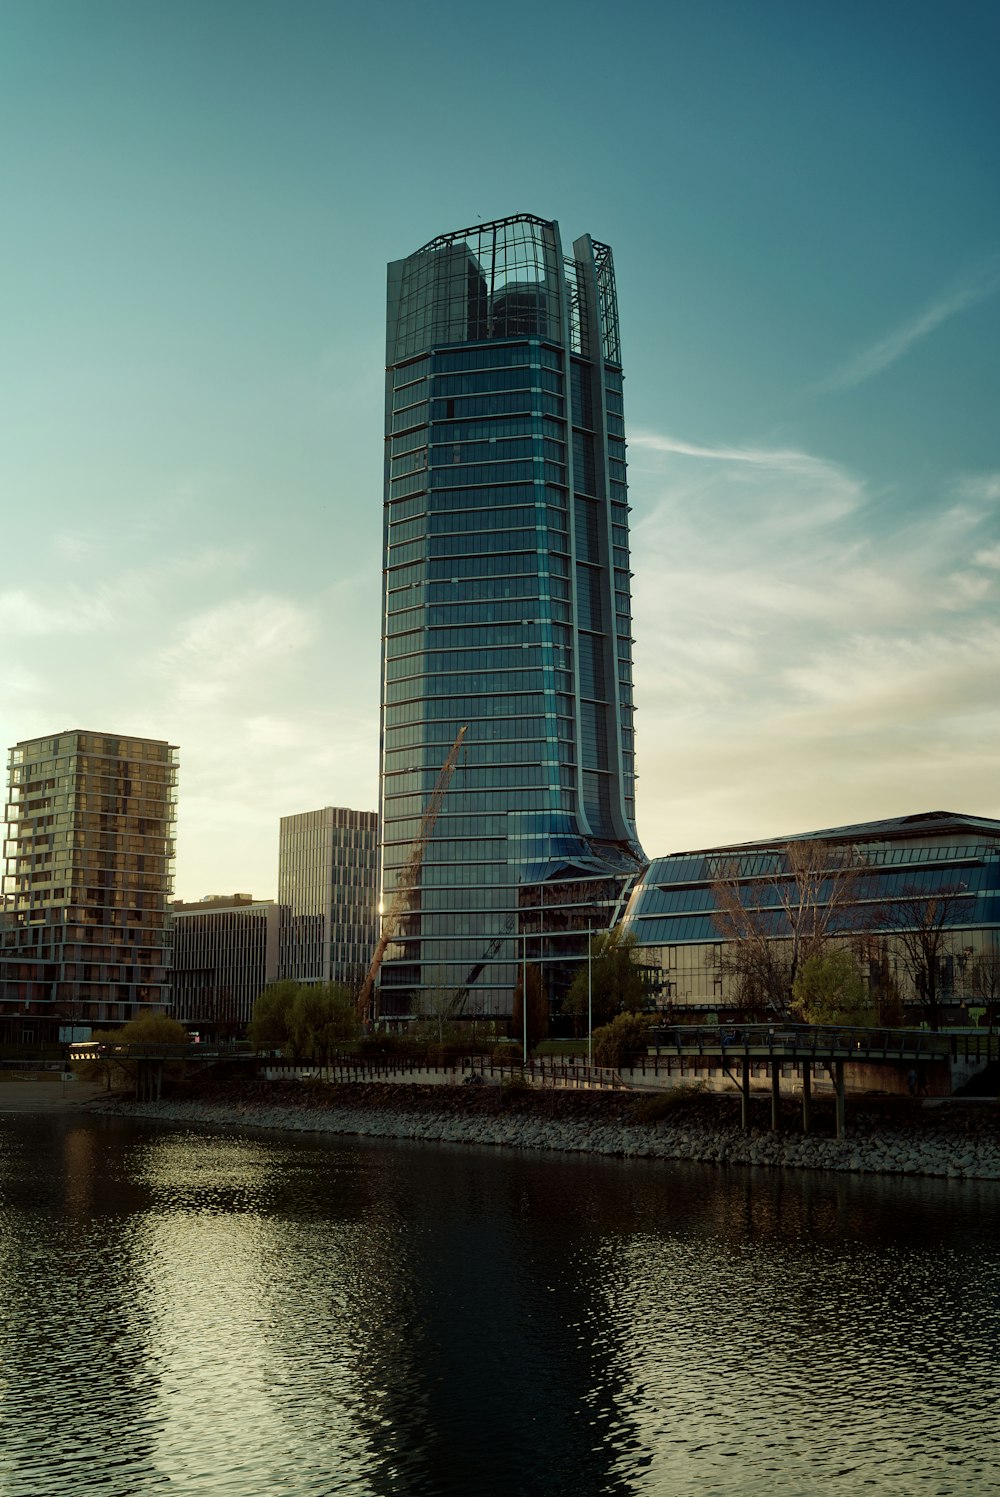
xmin=852 ymin=935 xmax=905 ymax=1025
xmin=710 ymin=881 xmax=791 ymax=1017
xmin=877 ymin=882 xmax=972 ymax=1030
xmin=711 ymin=839 xmax=871 ymax=1016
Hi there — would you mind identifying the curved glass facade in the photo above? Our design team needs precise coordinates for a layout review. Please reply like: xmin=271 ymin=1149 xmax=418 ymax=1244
xmin=619 ymin=812 xmax=1000 ymax=1016
xmin=380 ymin=215 xmax=645 ymax=1017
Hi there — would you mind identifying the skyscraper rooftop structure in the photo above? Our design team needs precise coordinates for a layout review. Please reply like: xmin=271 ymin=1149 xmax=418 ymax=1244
xmin=380 ymin=214 xmax=645 ymax=1018
xmin=0 ymin=730 xmax=177 ymax=1038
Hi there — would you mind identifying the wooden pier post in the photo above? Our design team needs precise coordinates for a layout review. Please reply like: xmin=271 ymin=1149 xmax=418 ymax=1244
xmin=801 ymin=1061 xmax=811 ymax=1134
xmin=770 ymin=1060 xmax=781 ymax=1132
xmin=834 ymin=1059 xmax=845 ymax=1139
xmin=741 ymin=1057 xmax=751 ymax=1130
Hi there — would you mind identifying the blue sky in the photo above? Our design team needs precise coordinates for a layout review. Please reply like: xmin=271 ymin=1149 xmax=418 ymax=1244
xmin=1 ymin=0 xmax=997 ymax=898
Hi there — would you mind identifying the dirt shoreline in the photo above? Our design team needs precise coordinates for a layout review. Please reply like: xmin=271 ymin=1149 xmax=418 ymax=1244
xmin=0 ymin=1079 xmax=108 ymax=1113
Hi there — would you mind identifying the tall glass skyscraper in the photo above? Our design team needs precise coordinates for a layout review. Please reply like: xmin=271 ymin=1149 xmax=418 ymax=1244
xmin=380 ymin=214 xmax=645 ymax=1018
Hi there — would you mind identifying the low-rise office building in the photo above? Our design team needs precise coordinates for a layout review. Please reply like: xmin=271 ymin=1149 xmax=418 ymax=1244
xmin=278 ymin=807 xmax=378 ymax=988
xmin=620 ymin=811 xmax=1000 ymax=1020
xmin=170 ymin=894 xmax=280 ymax=1031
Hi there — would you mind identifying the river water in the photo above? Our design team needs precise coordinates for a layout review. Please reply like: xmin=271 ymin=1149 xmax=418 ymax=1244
xmin=0 ymin=1114 xmax=998 ymax=1496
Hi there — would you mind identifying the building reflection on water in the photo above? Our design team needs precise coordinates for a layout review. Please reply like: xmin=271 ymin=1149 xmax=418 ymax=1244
xmin=0 ymin=1118 xmax=998 ymax=1496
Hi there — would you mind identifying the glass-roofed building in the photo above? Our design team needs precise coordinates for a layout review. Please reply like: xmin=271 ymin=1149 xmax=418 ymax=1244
xmin=379 ymin=214 xmax=645 ymax=1018
xmin=620 ymin=811 xmax=1000 ymax=1020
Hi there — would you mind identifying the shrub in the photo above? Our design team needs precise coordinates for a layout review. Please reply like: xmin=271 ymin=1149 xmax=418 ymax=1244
xmin=357 ymin=1032 xmax=419 ymax=1062
xmin=634 ymin=1085 xmax=705 ymax=1124
xmin=592 ymin=1011 xmax=653 ymax=1069
xmin=500 ymin=1073 xmax=532 ymax=1099
xmin=118 ymin=1013 xmax=189 ymax=1046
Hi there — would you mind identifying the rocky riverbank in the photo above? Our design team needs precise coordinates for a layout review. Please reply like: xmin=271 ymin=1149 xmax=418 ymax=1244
xmin=94 ymin=1078 xmax=1000 ymax=1180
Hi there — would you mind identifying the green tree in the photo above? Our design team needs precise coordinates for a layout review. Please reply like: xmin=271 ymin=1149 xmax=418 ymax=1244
xmin=248 ymin=980 xmax=300 ymax=1051
xmin=791 ymin=949 xmax=874 ymax=1025
xmin=287 ymin=983 xmax=359 ymax=1064
xmin=563 ymin=927 xmax=647 ymax=1031
xmin=71 ymin=1013 xmax=188 ymax=1091
xmin=117 ymin=1013 xmax=189 ymax=1046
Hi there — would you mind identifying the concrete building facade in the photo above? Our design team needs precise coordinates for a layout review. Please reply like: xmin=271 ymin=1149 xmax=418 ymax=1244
xmin=277 ymin=807 xmax=378 ymax=988
xmin=170 ymin=894 xmax=280 ymax=1030
xmin=0 ymin=730 xmax=177 ymax=1038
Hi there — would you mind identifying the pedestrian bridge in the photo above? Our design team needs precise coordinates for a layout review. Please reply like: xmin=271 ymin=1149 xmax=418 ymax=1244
xmin=646 ymin=1023 xmax=999 ymax=1136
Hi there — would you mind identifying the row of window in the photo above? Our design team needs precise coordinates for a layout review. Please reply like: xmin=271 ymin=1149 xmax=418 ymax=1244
xmin=392 ymin=356 xmax=431 ymax=389
xmin=391 ymin=403 xmax=428 ymax=435
xmin=390 ymin=532 xmax=546 ymax=568
xmin=387 ymin=619 xmax=575 ymax=657
xmin=385 ymin=668 xmax=546 ymax=705
xmin=428 ymin=526 xmax=543 ymax=556
xmin=428 ymin=460 xmax=567 ymax=490
xmin=430 ymin=391 xmax=564 ymax=423
xmin=386 ymin=776 xmax=574 ymax=810
xmin=391 ymin=509 xmax=532 ymax=546
xmin=430 ymin=415 xmax=564 ymax=447
xmin=431 ymin=368 xmax=563 ymax=399
xmin=387 ymin=646 xmax=544 ymax=681
xmin=383 ymin=717 xmax=555 ymax=751
xmin=434 ymin=344 xmax=534 ymax=373
xmin=429 ymin=576 xmax=547 ymax=606
xmin=431 ymin=436 xmax=566 ymax=468
xmin=388 ymin=483 xmax=542 ymax=524
xmin=389 ymin=598 xmax=572 ymax=634
xmin=392 ymin=378 xmax=430 ymax=414
xmin=385 ymin=768 xmax=557 ymax=807
xmin=385 ymin=693 xmax=547 ymax=726
xmin=383 ymin=744 xmax=555 ymax=777
xmin=425 ymin=553 xmax=541 ymax=582
xmin=383 ymin=815 xmax=508 ymax=843
xmin=407 ymin=838 xmax=511 ymax=865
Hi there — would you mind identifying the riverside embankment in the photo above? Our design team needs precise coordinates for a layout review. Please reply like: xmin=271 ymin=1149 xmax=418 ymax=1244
xmin=97 ymin=1078 xmax=1000 ymax=1180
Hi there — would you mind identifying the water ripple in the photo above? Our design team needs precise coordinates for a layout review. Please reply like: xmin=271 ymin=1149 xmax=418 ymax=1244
xmin=0 ymin=1118 xmax=998 ymax=1495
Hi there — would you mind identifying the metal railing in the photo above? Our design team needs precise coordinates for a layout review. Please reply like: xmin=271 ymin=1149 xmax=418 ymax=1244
xmin=648 ymin=1024 xmax=999 ymax=1063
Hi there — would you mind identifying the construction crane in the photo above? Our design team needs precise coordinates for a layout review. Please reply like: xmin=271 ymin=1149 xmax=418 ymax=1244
xmin=447 ymin=913 xmax=516 ymax=1019
xmin=357 ymin=724 xmax=468 ymax=1025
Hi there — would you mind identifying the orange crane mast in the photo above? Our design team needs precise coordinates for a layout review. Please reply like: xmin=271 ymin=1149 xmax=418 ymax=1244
xmin=357 ymin=724 xmax=468 ymax=1025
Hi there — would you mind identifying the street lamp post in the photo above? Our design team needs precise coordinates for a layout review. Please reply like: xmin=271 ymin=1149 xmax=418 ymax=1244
xmin=522 ymin=931 xmax=528 ymax=1065
xmin=587 ymin=927 xmax=593 ymax=1069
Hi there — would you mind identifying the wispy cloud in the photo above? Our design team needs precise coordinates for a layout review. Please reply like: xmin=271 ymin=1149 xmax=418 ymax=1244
xmin=628 ymin=433 xmax=1000 ymax=854
xmin=820 ymin=257 xmax=1000 ymax=392
xmin=0 ymin=587 xmax=111 ymax=637
xmin=629 ymin=431 xmax=863 ymax=530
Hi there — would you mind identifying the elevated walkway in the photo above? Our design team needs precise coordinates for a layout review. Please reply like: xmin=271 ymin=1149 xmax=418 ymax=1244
xmin=646 ymin=1024 xmax=999 ymax=1136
